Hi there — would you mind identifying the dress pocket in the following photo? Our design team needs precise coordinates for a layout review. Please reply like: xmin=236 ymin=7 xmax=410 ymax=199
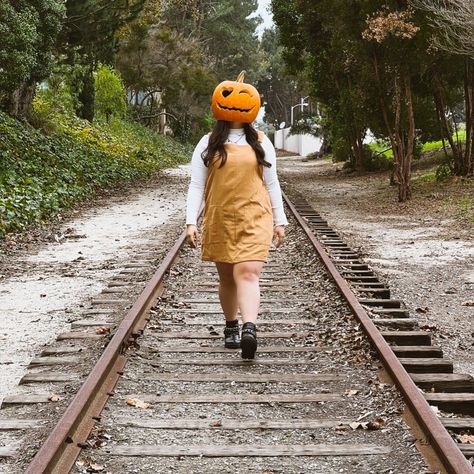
xmin=202 ymin=205 xmax=236 ymax=244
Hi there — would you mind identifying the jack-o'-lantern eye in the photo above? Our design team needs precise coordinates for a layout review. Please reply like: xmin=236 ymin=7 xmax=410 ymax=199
xmin=222 ymin=89 xmax=233 ymax=98
xmin=239 ymin=89 xmax=250 ymax=95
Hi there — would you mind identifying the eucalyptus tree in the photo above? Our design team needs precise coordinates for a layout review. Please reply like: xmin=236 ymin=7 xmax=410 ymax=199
xmin=117 ymin=0 xmax=262 ymax=138
xmin=254 ymin=27 xmax=302 ymax=127
xmin=0 ymin=0 xmax=65 ymax=116
xmin=412 ymin=0 xmax=474 ymax=175
xmin=59 ymin=0 xmax=145 ymax=121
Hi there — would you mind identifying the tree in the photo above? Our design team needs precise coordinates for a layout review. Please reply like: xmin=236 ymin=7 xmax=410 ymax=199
xmin=59 ymin=0 xmax=145 ymax=121
xmin=254 ymin=27 xmax=302 ymax=127
xmin=412 ymin=0 xmax=474 ymax=175
xmin=0 ymin=0 xmax=65 ymax=117
xmin=94 ymin=65 xmax=127 ymax=119
xmin=117 ymin=0 xmax=262 ymax=138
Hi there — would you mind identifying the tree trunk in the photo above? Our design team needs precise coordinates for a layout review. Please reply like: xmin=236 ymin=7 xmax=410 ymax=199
xmin=6 ymin=80 xmax=37 ymax=118
xmin=432 ymin=75 xmax=460 ymax=170
xmin=465 ymin=59 xmax=474 ymax=175
xmin=401 ymin=74 xmax=415 ymax=202
xmin=76 ymin=68 xmax=95 ymax=122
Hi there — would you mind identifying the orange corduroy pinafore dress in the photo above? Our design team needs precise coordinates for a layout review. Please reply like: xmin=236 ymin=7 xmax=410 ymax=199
xmin=201 ymin=131 xmax=273 ymax=263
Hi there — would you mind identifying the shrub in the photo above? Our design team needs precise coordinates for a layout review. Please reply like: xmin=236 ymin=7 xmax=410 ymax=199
xmin=0 ymin=103 xmax=191 ymax=237
xmin=94 ymin=65 xmax=127 ymax=118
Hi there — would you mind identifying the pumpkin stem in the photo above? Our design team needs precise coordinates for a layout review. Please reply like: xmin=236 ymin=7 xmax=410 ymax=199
xmin=236 ymin=70 xmax=246 ymax=82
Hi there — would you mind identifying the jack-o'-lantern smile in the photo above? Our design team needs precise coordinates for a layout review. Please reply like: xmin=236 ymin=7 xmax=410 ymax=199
xmin=217 ymin=103 xmax=255 ymax=113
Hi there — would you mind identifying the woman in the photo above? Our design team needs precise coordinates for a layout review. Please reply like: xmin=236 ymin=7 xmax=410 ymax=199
xmin=185 ymin=72 xmax=288 ymax=359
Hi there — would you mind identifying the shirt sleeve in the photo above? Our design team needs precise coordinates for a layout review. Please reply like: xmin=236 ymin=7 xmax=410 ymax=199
xmin=261 ymin=135 xmax=289 ymax=226
xmin=186 ymin=134 xmax=209 ymax=226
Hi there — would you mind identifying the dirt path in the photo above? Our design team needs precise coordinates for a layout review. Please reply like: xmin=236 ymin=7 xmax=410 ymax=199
xmin=279 ymin=156 xmax=474 ymax=377
xmin=0 ymin=167 xmax=190 ymax=403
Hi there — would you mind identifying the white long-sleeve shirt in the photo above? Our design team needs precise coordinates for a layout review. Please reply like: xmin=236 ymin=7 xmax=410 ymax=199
xmin=186 ymin=128 xmax=289 ymax=227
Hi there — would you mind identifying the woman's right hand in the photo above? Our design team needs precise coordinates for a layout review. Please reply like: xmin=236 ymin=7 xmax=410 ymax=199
xmin=186 ymin=224 xmax=199 ymax=248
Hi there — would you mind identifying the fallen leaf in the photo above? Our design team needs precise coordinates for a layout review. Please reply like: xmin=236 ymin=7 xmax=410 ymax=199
xmin=345 ymin=389 xmax=359 ymax=397
xmin=88 ymin=463 xmax=105 ymax=472
xmin=126 ymin=398 xmax=150 ymax=409
xmin=349 ymin=421 xmax=363 ymax=430
xmin=49 ymin=393 xmax=62 ymax=402
xmin=367 ymin=417 xmax=386 ymax=430
xmin=96 ymin=326 xmax=110 ymax=335
xmin=461 ymin=300 xmax=474 ymax=306
xmin=456 ymin=434 xmax=474 ymax=444
xmin=209 ymin=420 xmax=222 ymax=427
xmin=416 ymin=307 xmax=429 ymax=313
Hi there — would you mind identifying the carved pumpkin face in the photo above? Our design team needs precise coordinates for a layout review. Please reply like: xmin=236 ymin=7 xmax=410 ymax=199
xmin=211 ymin=71 xmax=261 ymax=123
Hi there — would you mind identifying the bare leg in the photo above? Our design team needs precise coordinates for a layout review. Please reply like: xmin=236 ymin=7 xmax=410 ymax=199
xmin=215 ymin=262 xmax=238 ymax=322
xmin=233 ymin=261 xmax=264 ymax=324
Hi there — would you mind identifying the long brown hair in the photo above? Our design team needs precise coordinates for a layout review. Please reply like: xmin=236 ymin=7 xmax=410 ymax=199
xmin=202 ymin=120 xmax=271 ymax=169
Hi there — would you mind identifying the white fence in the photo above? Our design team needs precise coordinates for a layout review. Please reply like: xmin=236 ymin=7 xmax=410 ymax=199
xmin=274 ymin=128 xmax=323 ymax=156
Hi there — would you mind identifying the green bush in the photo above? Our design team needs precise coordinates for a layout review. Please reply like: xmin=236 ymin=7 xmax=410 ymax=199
xmin=0 ymin=104 xmax=191 ymax=237
xmin=94 ymin=65 xmax=127 ymax=118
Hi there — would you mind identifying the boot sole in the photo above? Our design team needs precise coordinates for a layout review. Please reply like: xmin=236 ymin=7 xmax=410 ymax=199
xmin=240 ymin=334 xmax=257 ymax=359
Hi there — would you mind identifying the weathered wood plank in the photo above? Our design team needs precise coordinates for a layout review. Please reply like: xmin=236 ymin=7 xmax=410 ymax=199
xmin=372 ymin=319 xmax=417 ymax=329
xmin=1 ymin=394 xmax=55 ymax=406
xmin=410 ymin=374 xmax=474 ymax=392
xmin=184 ymin=287 xmax=292 ymax=293
xmin=157 ymin=346 xmax=325 ymax=354
xmin=71 ymin=320 xmax=109 ymax=328
xmin=104 ymin=444 xmax=391 ymax=457
xmin=125 ymin=393 xmax=341 ymax=403
xmin=0 ymin=419 xmax=44 ymax=430
xmin=381 ymin=331 xmax=431 ymax=346
xmin=458 ymin=445 xmax=474 ymax=456
xmin=157 ymin=331 xmax=315 ymax=340
xmin=91 ymin=299 xmax=127 ymax=305
xmin=0 ymin=446 xmax=17 ymax=457
xmin=156 ymin=358 xmax=320 ymax=366
xmin=30 ymin=356 xmax=81 ymax=367
xmin=114 ymin=418 xmax=351 ymax=430
xmin=440 ymin=417 xmax=474 ymax=431
xmin=390 ymin=346 xmax=442 ymax=358
xmin=181 ymin=298 xmax=308 ymax=304
xmin=20 ymin=372 xmax=78 ymax=384
xmin=398 ymin=358 xmax=453 ymax=373
xmin=425 ymin=393 xmax=474 ymax=415
xmin=57 ymin=332 xmax=104 ymax=340
xmin=163 ymin=308 xmax=301 ymax=314
xmin=360 ymin=299 xmax=401 ymax=308
xmin=194 ymin=281 xmax=294 ymax=287
xmin=145 ymin=373 xmax=340 ymax=383
xmin=85 ymin=309 xmax=115 ymax=315
xmin=162 ymin=320 xmax=315 ymax=327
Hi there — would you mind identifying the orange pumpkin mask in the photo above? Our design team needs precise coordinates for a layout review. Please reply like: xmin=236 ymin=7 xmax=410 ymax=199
xmin=211 ymin=71 xmax=261 ymax=123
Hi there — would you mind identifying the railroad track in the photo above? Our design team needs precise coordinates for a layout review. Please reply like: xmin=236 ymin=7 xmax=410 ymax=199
xmin=0 ymin=192 xmax=473 ymax=473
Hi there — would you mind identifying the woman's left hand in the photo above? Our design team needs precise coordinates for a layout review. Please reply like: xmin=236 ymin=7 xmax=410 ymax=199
xmin=273 ymin=225 xmax=285 ymax=248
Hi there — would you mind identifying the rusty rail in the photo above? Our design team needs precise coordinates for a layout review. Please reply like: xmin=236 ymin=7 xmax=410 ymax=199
xmin=25 ymin=230 xmax=187 ymax=474
xmin=283 ymin=191 xmax=472 ymax=474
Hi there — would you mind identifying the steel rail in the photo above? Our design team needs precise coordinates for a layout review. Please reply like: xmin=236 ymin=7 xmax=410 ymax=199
xmin=25 ymin=230 xmax=187 ymax=474
xmin=283 ymin=192 xmax=472 ymax=474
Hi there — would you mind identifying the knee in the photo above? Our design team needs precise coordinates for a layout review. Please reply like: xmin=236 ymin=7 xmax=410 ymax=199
xmin=234 ymin=266 xmax=260 ymax=284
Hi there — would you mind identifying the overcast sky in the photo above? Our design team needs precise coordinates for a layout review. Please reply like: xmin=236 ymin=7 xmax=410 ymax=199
xmin=256 ymin=0 xmax=274 ymax=35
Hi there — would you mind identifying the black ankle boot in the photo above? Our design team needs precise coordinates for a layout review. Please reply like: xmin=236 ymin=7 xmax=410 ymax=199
xmin=240 ymin=322 xmax=257 ymax=359
xmin=224 ymin=322 xmax=240 ymax=349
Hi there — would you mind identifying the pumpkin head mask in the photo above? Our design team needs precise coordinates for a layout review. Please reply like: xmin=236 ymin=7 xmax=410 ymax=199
xmin=211 ymin=71 xmax=261 ymax=123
